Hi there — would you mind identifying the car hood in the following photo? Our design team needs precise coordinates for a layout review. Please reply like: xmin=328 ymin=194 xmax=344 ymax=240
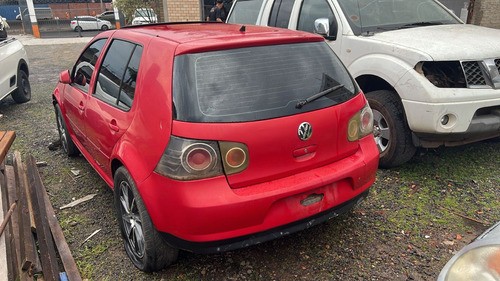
xmin=369 ymin=24 xmax=500 ymax=61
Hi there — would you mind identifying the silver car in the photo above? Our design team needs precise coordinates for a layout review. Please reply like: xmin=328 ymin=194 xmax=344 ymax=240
xmin=438 ymin=221 xmax=500 ymax=281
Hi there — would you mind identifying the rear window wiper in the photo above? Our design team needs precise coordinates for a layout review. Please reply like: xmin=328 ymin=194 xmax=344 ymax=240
xmin=398 ymin=21 xmax=444 ymax=29
xmin=296 ymin=84 xmax=344 ymax=109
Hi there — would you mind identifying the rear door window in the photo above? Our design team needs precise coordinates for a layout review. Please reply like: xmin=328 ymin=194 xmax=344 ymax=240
xmin=93 ymin=39 xmax=143 ymax=111
xmin=173 ymin=42 xmax=358 ymax=123
xmin=226 ymin=0 xmax=265 ymax=24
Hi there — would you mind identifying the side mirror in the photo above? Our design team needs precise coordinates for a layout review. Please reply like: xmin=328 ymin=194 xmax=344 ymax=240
xmin=314 ymin=18 xmax=330 ymax=37
xmin=59 ymin=70 xmax=71 ymax=84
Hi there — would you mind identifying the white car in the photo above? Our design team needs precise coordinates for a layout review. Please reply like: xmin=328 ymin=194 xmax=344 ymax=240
xmin=131 ymin=8 xmax=157 ymax=25
xmin=0 ymin=38 xmax=31 ymax=103
xmin=70 ymin=16 xmax=111 ymax=32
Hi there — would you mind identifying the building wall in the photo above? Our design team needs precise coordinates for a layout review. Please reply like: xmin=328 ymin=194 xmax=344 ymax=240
xmin=166 ymin=0 xmax=200 ymax=22
xmin=471 ymin=0 xmax=500 ymax=28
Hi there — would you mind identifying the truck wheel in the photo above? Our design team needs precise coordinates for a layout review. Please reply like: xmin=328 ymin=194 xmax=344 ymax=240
xmin=11 ymin=69 xmax=31 ymax=103
xmin=114 ymin=167 xmax=178 ymax=272
xmin=54 ymin=104 xmax=79 ymax=156
xmin=366 ymin=90 xmax=416 ymax=168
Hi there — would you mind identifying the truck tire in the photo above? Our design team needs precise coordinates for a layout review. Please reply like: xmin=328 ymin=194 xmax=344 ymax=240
xmin=11 ymin=69 xmax=31 ymax=103
xmin=366 ymin=90 xmax=416 ymax=168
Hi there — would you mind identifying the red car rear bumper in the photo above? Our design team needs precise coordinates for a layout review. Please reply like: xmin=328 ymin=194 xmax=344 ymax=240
xmin=138 ymin=135 xmax=378 ymax=251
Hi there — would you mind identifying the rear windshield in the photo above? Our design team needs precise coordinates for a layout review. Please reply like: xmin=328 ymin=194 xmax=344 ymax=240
xmin=172 ymin=42 xmax=358 ymax=123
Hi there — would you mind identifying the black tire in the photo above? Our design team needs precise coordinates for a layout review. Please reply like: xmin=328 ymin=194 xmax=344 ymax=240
xmin=101 ymin=24 xmax=109 ymax=31
xmin=11 ymin=69 xmax=31 ymax=103
xmin=54 ymin=104 xmax=79 ymax=156
xmin=114 ymin=167 xmax=178 ymax=272
xmin=365 ymin=90 xmax=416 ymax=168
xmin=0 ymin=28 xmax=6 ymax=40
xmin=74 ymin=26 xmax=83 ymax=32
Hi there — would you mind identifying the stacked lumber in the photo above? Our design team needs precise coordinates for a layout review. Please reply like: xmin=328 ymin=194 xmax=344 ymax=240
xmin=0 ymin=132 xmax=82 ymax=281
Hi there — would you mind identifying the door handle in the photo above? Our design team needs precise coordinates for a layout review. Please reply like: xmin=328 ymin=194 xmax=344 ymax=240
xmin=78 ymin=101 xmax=84 ymax=111
xmin=109 ymin=120 xmax=119 ymax=132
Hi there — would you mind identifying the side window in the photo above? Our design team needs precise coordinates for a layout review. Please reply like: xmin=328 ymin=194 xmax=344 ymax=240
xmin=268 ymin=0 xmax=294 ymax=28
xmin=297 ymin=0 xmax=337 ymax=35
xmin=94 ymin=39 xmax=142 ymax=111
xmin=72 ymin=39 xmax=106 ymax=93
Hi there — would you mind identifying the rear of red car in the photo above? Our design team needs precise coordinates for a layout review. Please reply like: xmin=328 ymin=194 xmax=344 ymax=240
xmin=138 ymin=36 xmax=379 ymax=252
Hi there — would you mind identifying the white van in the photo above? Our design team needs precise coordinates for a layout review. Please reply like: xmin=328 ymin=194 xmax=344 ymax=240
xmin=16 ymin=7 xmax=53 ymax=20
xmin=227 ymin=0 xmax=500 ymax=167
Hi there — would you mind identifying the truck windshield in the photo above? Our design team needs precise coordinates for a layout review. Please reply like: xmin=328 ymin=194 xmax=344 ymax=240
xmin=172 ymin=42 xmax=358 ymax=123
xmin=337 ymin=0 xmax=461 ymax=35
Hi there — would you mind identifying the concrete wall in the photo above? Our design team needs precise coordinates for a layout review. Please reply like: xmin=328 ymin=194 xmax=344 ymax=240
xmin=166 ymin=0 xmax=201 ymax=22
xmin=471 ymin=0 xmax=500 ymax=28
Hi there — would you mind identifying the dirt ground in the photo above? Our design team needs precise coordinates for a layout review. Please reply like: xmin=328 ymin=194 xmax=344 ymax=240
xmin=1 ymin=42 xmax=499 ymax=281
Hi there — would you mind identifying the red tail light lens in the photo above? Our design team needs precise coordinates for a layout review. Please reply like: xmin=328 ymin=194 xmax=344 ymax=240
xmin=155 ymin=136 xmax=222 ymax=180
xmin=182 ymin=144 xmax=216 ymax=172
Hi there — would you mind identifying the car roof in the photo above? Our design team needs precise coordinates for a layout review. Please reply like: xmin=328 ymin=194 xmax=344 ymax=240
xmin=118 ymin=23 xmax=324 ymax=55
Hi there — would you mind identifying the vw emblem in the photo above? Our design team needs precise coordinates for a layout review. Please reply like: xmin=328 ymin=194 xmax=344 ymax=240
xmin=298 ymin=122 xmax=313 ymax=141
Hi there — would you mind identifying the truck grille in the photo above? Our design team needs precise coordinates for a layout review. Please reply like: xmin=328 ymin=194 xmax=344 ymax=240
xmin=462 ymin=61 xmax=487 ymax=86
xmin=461 ymin=59 xmax=500 ymax=89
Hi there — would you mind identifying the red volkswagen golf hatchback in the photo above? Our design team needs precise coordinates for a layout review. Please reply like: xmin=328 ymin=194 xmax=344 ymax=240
xmin=52 ymin=22 xmax=379 ymax=272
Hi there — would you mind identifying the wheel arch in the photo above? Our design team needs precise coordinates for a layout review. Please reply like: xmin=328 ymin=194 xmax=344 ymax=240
xmin=17 ymin=58 xmax=29 ymax=77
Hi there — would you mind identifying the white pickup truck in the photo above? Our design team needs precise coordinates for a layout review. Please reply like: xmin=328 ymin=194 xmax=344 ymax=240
xmin=227 ymin=0 xmax=500 ymax=167
xmin=0 ymin=34 xmax=31 ymax=104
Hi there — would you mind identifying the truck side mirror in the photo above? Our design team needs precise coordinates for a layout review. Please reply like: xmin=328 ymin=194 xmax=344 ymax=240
xmin=59 ymin=70 xmax=71 ymax=84
xmin=314 ymin=18 xmax=330 ymax=36
xmin=314 ymin=18 xmax=337 ymax=40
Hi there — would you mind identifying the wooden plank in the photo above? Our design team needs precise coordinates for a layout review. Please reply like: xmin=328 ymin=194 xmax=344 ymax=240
xmin=12 ymin=153 xmax=36 ymax=273
xmin=40 ymin=172 xmax=83 ymax=281
xmin=0 ymin=202 xmax=16 ymax=236
xmin=0 ymin=131 xmax=15 ymax=164
xmin=15 ymin=152 xmax=36 ymax=232
xmin=26 ymin=155 xmax=59 ymax=281
xmin=0 ymin=169 xmax=10 ymax=281
xmin=4 ymin=165 xmax=19 ymax=281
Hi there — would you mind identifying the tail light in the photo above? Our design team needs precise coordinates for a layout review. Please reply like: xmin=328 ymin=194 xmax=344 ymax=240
xmin=347 ymin=103 xmax=374 ymax=141
xmin=219 ymin=142 xmax=249 ymax=175
xmin=155 ymin=136 xmax=249 ymax=180
xmin=155 ymin=136 xmax=222 ymax=180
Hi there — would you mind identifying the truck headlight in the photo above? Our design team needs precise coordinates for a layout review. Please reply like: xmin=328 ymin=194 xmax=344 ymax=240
xmin=415 ymin=61 xmax=466 ymax=88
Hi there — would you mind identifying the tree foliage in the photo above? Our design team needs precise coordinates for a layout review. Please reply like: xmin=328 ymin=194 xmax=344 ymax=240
xmin=114 ymin=0 xmax=161 ymax=23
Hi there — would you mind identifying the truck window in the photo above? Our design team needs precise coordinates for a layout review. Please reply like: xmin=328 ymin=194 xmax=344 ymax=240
xmin=297 ymin=0 xmax=337 ymax=35
xmin=226 ymin=0 xmax=264 ymax=24
xmin=268 ymin=0 xmax=294 ymax=28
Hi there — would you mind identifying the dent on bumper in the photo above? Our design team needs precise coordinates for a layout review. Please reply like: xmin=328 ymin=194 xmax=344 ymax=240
xmin=137 ymin=136 xmax=378 ymax=247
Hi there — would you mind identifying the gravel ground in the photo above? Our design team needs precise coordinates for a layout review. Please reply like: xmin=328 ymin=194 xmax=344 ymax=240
xmin=1 ymin=41 xmax=499 ymax=281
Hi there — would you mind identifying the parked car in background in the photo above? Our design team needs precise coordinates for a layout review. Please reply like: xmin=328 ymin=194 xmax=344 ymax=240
xmin=227 ymin=0 xmax=500 ymax=168
xmin=16 ymin=7 xmax=53 ymax=20
xmin=97 ymin=11 xmax=115 ymax=22
xmin=131 ymin=8 xmax=157 ymax=25
xmin=70 ymin=16 xmax=111 ymax=32
xmin=0 ymin=16 xmax=8 ymax=39
xmin=0 ymin=37 xmax=31 ymax=103
xmin=438 ymin=221 xmax=500 ymax=281
xmin=52 ymin=22 xmax=378 ymax=272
